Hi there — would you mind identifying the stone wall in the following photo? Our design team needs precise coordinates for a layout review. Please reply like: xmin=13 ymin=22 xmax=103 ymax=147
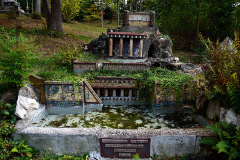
xmin=103 ymin=62 xmax=149 ymax=71
xmin=89 ymin=77 xmax=137 ymax=89
xmin=153 ymin=82 xmax=182 ymax=107
xmin=129 ymin=21 xmax=149 ymax=27
xmin=45 ymin=81 xmax=83 ymax=107
xmin=73 ymin=60 xmax=97 ymax=74
xmin=89 ymin=77 xmax=143 ymax=103
xmin=45 ymin=81 xmax=103 ymax=109
xmin=122 ymin=11 xmax=155 ymax=27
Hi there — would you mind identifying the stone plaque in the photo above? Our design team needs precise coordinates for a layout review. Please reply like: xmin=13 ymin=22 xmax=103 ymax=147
xmin=100 ymin=138 xmax=150 ymax=159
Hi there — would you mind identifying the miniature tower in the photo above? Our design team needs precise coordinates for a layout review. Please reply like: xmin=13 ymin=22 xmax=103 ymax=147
xmin=149 ymin=11 xmax=155 ymax=27
xmin=122 ymin=10 xmax=130 ymax=26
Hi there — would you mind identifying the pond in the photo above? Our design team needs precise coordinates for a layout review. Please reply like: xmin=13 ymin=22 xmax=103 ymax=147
xmin=31 ymin=106 xmax=201 ymax=129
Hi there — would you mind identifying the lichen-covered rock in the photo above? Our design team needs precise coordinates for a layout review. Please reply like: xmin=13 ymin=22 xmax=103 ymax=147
xmin=90 ymin=32 xmax=108 ymax=55
xmin=148 ymin=37 xmax=172 ymax=58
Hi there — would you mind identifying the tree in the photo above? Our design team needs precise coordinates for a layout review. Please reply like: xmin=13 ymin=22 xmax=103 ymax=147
xmin=194 ymin=0 xmax=200 ymax=48
xmin=83 ymin=4 xmax=101 ymax=21
xmin=61 ymin=0 xmax=81 ymax=22
xmin=35 ymin=0 xmax=41 ymax=14
xmin=42 ymin=0 xmax=63 ymax=32
xmin=151 ymin=0 xmax=238 ymax=50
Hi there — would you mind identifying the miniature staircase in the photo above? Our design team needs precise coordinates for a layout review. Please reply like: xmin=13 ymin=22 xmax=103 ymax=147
xmin=83 ymin=81 xmax=102 ymax=104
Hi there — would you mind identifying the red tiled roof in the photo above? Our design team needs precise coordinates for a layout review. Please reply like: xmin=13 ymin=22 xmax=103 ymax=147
xmin=108 ymin=32 xmax=146 ymax=36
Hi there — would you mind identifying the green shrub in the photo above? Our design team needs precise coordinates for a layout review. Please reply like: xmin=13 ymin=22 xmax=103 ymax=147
xmin=0 ymin=27 xmax=37 ymax=89
xmin=0 ymin=102 xmax=17 ymax=124
xmin=193 ymin=34 xmax=212 ymax=63
xmin=200 ymin=122 xmax=240 ymax=160
xmin=201 ymin=31 xmax=240 ymax=113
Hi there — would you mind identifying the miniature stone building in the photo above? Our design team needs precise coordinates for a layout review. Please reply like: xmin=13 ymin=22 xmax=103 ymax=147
xmin=122 ymin=10 xmax=155 ymax=27
xmin=90 ymin=77 xmax=140 ymax=102
xmin=70 ymin=10 xmax=193 ymax=109
xmin=108 ymin=32 xmax=146 ymax=58
xmin=90 ymin=10 xmax=175 ymax=65
xmin=0 ymin=0 xmax=20 ymax=12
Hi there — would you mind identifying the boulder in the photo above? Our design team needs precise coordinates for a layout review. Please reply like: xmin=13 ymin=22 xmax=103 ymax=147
xmin=90 ymin=32 xmax=108 ymax=55
xmin=15 ymin=84 xmax=41 ymax=119
xmin=221 ymin=37 xmax=233 ymax=52
xmin=148 ymin=37 xmax=172 ymax=58
xmin=18 ymin=84 xmax=40 ymax=101
xmin=15 ymin=96 xmax=40 ymax=119
xmin=220 ymin=107 xmax=240 ymax=127
xmin=196 ymin=91 xmax=207 ymax=111
xmin=181 ymin=63 xmax=203 ymax=76
xmin=0 ymin=91 xmax=16 ymax=104
xmin=206 ymin=100 xmax=220 ymax=119
xmin=146 ymin=57 xmax=168 ymax=68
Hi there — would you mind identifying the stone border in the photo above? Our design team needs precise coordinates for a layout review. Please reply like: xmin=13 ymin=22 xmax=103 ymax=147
xmin=13 ymin=106 xmax=215 ymax=157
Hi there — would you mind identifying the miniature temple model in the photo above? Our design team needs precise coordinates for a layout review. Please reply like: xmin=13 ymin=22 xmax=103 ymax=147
xmin=108 ymin=32 xmax=146 ymax=58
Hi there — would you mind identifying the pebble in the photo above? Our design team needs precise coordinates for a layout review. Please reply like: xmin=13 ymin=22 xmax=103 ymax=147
xmin=135 ymin=119 xmax=143 ymax=124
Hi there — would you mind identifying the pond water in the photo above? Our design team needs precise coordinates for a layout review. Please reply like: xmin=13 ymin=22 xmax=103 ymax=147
xmin=31 ymin=106 xmax=201 ymax=129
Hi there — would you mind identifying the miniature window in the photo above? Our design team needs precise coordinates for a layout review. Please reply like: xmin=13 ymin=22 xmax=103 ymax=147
xmin=116 ymin=89 xmax=121 ymax=97
xmin=100 ymin=89 xmax=104 ymax=97
xmin=108 ymin=89 xmax=113 ymax=97
xmin=124 ymin=89 xmax=128 ymax=97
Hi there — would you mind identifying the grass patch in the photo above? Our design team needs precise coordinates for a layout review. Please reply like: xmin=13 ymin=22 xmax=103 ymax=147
xmin=0 ymin=14 xmax=118 ymax=54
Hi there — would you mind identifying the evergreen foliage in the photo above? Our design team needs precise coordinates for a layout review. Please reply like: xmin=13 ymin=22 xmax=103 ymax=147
xmin=200 ymin=122 xmax=240 ymax=160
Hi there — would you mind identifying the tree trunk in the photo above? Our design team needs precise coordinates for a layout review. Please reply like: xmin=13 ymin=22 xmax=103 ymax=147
xmin=42 ymin=0 xmax=51 ymax=29
xmin=117 ymin=3 xmax=119 ymax=27
xmin=101 ymin=0 xmax=103 ymax=27
xmin=139 ymin=0 xmax=142 ymax=11
xmin=135 ymin=0 xmax=138 ymax=11
xmin=194 ymin=0 xmax=200 ymax=48
xmin=131 ymin=0 xmax=133 ymax=11
xmin=35 ymin=0 xmax=41 ymax=14
xmin=50 ymin=0 xmax=63 ymax=32
xmin=42 ymin=0 xmax=63 ymax=33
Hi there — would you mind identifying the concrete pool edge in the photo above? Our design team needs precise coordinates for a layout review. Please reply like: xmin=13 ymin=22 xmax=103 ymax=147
xmin=13 ymin=106 xmax=216 ymax=158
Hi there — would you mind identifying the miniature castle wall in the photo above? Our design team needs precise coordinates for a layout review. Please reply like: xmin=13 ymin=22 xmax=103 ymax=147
xmin=102 ymin=62 xmax=149 ymax=71
xmin=73 ymin=61 xmax=149 ymax=74
xmin=89 ymin=77 xmax=141 ymax=101
xmin=153 ymin=82 xmax=183 ymax=107
xmin=45 ymin=81 xmax=83 ymax=107
xmin=73 ymin=60 xmax=97 ymax=74
xmin=44 ymin=79 xmax=189 ymax=107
